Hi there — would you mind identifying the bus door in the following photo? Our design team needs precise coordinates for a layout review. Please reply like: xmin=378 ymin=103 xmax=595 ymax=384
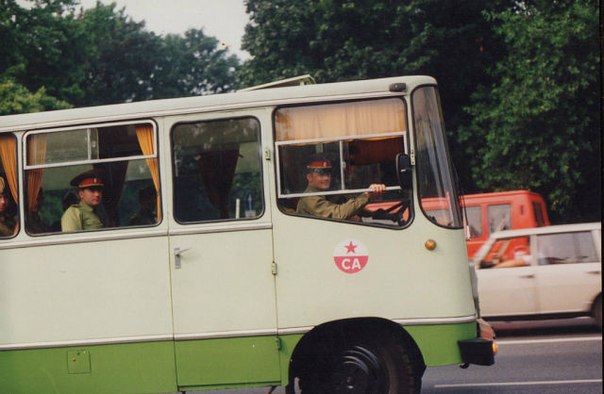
xmin=166 ymin=113 xmax=280 ymax=388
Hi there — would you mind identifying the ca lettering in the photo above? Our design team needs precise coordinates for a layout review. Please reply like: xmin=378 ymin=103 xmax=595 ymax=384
xmin=342 ymin=258 xmax=362 ymax=270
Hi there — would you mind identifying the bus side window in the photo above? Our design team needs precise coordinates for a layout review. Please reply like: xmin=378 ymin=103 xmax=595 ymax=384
xmin=24 ymin=123 xmax=161 ymax=234
xmin=274 ymin=98 xmax=408 ymax=227
xmin=171 ymin=117 xmax=263 ymax=223
xmin=0 ymin=134 xmax=18 ymax=238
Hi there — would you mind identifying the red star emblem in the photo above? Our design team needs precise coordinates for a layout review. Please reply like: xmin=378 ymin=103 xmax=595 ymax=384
xmin=345 ymin=241 xmax=357 ymax=254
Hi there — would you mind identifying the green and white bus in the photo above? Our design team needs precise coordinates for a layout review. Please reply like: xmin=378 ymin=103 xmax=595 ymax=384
xmin=0 ymin=75 xmax=495 ymax=393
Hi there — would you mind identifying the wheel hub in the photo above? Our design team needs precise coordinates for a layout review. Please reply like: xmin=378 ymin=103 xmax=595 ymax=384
xmin=331 ymin=345 xmax=388 ymax=394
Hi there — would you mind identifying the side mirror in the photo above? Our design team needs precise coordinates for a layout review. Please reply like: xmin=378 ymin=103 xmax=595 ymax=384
xmin=395 ymin=153 xmax=412 ymax=189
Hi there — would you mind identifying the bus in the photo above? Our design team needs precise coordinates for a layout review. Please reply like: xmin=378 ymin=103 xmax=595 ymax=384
xmin=0 ymin=75 xmax=495 ymax=393
xmin=462 ymin=190 xmax=550 ymax=259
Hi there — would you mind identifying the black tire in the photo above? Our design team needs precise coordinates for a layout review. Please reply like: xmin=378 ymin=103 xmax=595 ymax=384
xmin=593 ymin=296 xmax=602 ymax=331
xmin=296 ymin=334 xmax=422 ymax=394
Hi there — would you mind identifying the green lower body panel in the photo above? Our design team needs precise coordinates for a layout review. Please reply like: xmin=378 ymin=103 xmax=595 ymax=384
xmin=0 ymin=323 xmax=477 ymax=392
xmin=175 ymin=336 xmax=282 ymax=391
xmin=0 ymin=341 xmax=177 ymax=393
xmin=406 ymin=322 xmax=477 ymax=366
xmin=278 ymin=334 xmax=303 ymax=386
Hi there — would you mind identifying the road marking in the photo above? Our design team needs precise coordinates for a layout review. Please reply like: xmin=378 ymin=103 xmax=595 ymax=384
xmin=497 ymin=336 xmax=602 ymax=345
xmin=435 ymin=379 xmax=602 ymax=389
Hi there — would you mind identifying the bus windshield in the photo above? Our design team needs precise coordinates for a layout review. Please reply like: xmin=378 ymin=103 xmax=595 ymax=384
xmin=413 ymin=86 xmax=462 ymax=228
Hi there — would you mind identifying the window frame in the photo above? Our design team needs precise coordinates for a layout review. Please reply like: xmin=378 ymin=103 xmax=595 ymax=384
xmin=273 ymin=97 xmax=410 ymax=200
xmin=412 ymin=85 xmax=463 ymax=229
xmin=536 ymin=231 xmax=599 ymax=265
xmin=0 ymin=132 xmax=19 ymax=239
xmin=169 ymin=115 xmax=265 ymax=225
xmin=23 ymin=121 xmax=158 ymax=171
xmin=465 ymin=205 xmax=483 ymax=238
xmin=275 ymin=131 xmax=408 ymax=199
xmin=487 ymin=203 xmax=512 ymax=234
xmin=22 ymin=120 xmax=160 ymax=235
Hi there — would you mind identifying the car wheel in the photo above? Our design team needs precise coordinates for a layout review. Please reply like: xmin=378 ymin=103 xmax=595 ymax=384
xmin=593 ymin=295 xmax=602 ymax=331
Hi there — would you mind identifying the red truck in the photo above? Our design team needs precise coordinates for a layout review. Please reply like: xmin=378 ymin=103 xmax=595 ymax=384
xmin=462 ymin=190 xmax=550 ymax=259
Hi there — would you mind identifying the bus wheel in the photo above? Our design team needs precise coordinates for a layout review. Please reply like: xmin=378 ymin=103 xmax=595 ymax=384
xmin=300 ymin=335 xmax=421 ymax=394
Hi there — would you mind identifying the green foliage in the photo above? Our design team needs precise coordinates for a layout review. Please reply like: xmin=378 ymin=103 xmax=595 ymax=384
xmin=459 ymin=0 xmax=600 ymax=221
xmin=0 ymin=0 xmax=240 ymax=112
xmin=2 ymin=0 xmax=599 ymax=223
xmin=77 ymin=4 xmax=239 ymax=105
xmin=239 ymin=0 xmax=415 ymax=84
xmin=77 ymin=2 xmax=163 ymax=105
xmin=239 ymin=0 xmax=507 ymax=90
xmin=0 ymin=78 xmax=71 ymax=115
xmin=153 ymin=29 xmax=239 ymax=98
xmin=239 ymin=0 xmax=512 ymax=194
xmin=241 ymin=0 xmax=599 ymax=223
xmin=7 ymin=0 xmax=89 ymax=103
xmin=1 ymin=0 xmax=85 ymax=108
xmin=0 ymin=0 xmax=24 ymax=76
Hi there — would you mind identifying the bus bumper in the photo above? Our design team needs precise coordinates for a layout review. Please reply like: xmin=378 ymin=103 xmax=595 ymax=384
xmin=457 ymin=318 xmax=496 ymax=366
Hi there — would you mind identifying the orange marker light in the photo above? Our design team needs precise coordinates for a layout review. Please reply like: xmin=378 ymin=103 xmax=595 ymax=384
xmin=425 ymin=239 xmax=437 ymax=251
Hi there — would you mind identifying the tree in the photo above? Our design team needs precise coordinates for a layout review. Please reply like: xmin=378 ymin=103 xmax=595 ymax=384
xmin=239 ymin=0 xmax=512 ymax=188
xmin=1 ymin=0 xmax=240 ymax=113
xmin=78 ymin=6 xmax=239 ymax=105
xmin=240 ymin=0 xmax=599 ymax=222
xmin=7 ymin=0 xmax=90 ymax=104
xmin=459 ymin=0 xmax=600 ymax=222
xmin=77 ymin=2 xmax=163 ymax=106
xmin=0 ymin=0 xmax=25 ymax=78
xmin=1 ymin=0 xmax=89 ymax=108
xmin=152 ymin=29 xmax=239 ymax=98
xmin=1 ymin=0 xmax=76 ymax=113
xmin=0 ymin=78 xmax=71 ymax=115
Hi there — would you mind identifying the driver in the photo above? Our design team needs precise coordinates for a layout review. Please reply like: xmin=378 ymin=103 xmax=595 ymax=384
xmin=296 ymin=156 xmax=386 ymax=220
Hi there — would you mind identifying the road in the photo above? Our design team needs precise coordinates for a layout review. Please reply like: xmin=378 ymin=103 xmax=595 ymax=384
xmin=422 ymin=318 xmax=602 ymax=393
xmin=188 ymin=318 xmax=602 ymax=394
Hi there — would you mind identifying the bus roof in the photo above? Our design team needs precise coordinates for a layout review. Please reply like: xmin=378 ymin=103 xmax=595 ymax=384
xmin=0 ymin=75 xmax=435 ymax=133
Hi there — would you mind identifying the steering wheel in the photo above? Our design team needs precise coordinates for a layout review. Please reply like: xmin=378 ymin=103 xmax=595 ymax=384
xmin=369 ymin=201 xmax=408 ymax=225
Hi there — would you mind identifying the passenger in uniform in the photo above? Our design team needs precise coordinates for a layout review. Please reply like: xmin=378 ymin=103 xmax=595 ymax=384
xmin=128 ymin=185 xmax=157 ymax=226
xmin=0 ymin=176 xmax=17 ymax=236
xmin=61 ymin=170 xmax=107 ymax=232
xmin=296 ymin=156 xmax=386 ymax=220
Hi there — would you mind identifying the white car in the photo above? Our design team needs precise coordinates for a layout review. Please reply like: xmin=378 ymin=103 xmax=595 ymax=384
xmin=473 ymin=222 xmax=601 ymax=329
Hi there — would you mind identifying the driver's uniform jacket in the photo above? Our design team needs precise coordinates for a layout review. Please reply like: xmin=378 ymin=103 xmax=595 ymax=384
xmin=61 ymin=202 xmax=105 ymax=231
xmin=296 ymin=186 xmax=369 ymax=220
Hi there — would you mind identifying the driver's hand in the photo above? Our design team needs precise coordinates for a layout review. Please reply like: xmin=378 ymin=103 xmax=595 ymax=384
xmin=368 ymin=184 xmax=386 ymax=195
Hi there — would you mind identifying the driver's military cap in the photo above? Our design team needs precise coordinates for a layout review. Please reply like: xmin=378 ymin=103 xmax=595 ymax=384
xmin=306 ymin=158 xmax=332 ymax=169
xmin=70 ymin=170 xmax=104 ymax=188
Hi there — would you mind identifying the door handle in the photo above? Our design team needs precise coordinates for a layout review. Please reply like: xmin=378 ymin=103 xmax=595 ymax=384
xmin=174 ymin=247 xmax=191 ymax=269
xmin=519 ymin=274 xmax=535 ymax=279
